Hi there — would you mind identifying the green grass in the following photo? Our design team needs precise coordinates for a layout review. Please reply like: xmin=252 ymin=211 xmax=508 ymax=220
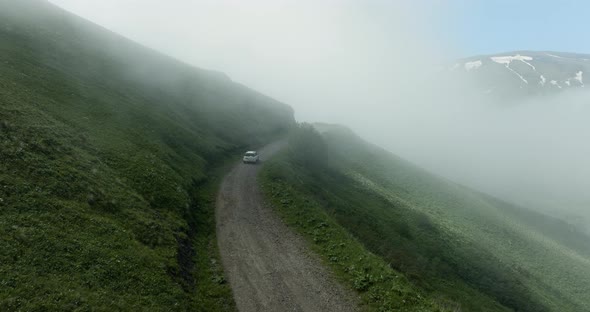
xmin=262 ymin=166 xmax=472 ymax=312
xmin=260 ymin=124 xmax=590 ymax=311
xmin=0 ymin=0 xmax=293 ymax=310
xmin=192 ymin=159 xmax=239 ymax=312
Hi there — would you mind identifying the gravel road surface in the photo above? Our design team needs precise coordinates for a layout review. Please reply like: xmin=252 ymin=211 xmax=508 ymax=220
xmin=216 ymin=141 xmax=359 ymax=312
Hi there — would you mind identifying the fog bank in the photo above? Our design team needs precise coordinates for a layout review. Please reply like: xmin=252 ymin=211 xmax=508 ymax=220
xmin=48 ymin=0 xmax=589 ymax=228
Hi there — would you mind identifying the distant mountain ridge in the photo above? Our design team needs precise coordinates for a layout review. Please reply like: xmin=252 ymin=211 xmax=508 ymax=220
xmin=447 ymin=51 xmax=590 ymax=98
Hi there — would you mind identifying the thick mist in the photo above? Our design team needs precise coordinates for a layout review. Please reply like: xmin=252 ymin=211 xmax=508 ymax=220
xmin=373 ymin=81 xmax=590 ymax=230
xmin=48 ymin=0 xmax=589 ymax=229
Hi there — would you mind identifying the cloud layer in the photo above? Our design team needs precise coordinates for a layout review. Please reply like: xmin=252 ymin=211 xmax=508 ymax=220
xmin=48 ymin=0 xmax=590 ymax=228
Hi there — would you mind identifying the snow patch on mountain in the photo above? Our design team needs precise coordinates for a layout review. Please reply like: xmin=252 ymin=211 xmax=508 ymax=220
xmin=464 ymin=60 xmax=482 ymax=71
xmin=505 ymin=66 xmax=528 ymax=84
xmin=489 ymin=54 xmax=536 ymax=84
xmin=546 ymin=53 xmax=564 ymax=59
xmin=491 ymin=54 xmax=533 ymax=66
xmin=575 ymin=71 xmax=584 ymax=86
xmin=492 ymin=54 xmax=536 ymax=70
xmin=539 ymin=75 xmax=546 ymax=86
xmin=550 ymin=80 xmax=562 ymax=89
xmin=522 ymin=59 xmax=535 ymax=70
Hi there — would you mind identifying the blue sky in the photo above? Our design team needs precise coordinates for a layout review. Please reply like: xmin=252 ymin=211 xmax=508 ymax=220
xmin=449 ymin=0 xmax=589 ymax=57
xmin=49 ymin=0 xmax=589 ymax=60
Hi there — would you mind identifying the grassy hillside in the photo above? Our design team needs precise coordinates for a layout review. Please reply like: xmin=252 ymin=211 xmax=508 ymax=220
xmin=0 ymin=0 xmax=294 ymax=310
xmin=261 ymin=124 xmax=590 ymax=311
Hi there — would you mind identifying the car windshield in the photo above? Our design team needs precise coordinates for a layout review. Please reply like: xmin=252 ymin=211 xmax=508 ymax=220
xmin=245 ymin=152 xmax=257 ymax=156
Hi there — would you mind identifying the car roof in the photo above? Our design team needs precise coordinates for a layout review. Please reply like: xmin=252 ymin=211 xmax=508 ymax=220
xmin=245 ymin=151 xmax=257 ymax=153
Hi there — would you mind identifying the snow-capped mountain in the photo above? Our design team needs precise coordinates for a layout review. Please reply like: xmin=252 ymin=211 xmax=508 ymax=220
xmin=448 ymin=51 xmax=590 ymax=98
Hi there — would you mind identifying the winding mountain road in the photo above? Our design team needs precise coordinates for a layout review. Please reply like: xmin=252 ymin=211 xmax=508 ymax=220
xmin=216 ymin=141 xmax=359 ymax=312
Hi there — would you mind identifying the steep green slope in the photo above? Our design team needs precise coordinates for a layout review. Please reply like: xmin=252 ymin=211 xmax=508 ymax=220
xmin=261 ymin=124 xmax=590 ymax=311
xmin=0 ymin=0 xmax=293 ymax=310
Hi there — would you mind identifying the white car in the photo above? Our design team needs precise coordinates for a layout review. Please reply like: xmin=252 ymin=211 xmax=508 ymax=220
xmin=243 ymin=151 xmax=259 ymax=164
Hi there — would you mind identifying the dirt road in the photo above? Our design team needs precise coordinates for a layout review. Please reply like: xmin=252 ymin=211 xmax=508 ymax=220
xmin=216 ymin=141 xmax=359 ymax=312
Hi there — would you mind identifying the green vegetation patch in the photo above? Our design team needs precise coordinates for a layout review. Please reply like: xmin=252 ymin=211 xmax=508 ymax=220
xmin=260 ymin=124 xmax=590 ymax=312
xmin=0 ymin=0 xmax=292 ymax=310
xmin=260 ymin=125 xmax=472 ymax=311
xmin=262 ymin=163 xmax=448 ymax=312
